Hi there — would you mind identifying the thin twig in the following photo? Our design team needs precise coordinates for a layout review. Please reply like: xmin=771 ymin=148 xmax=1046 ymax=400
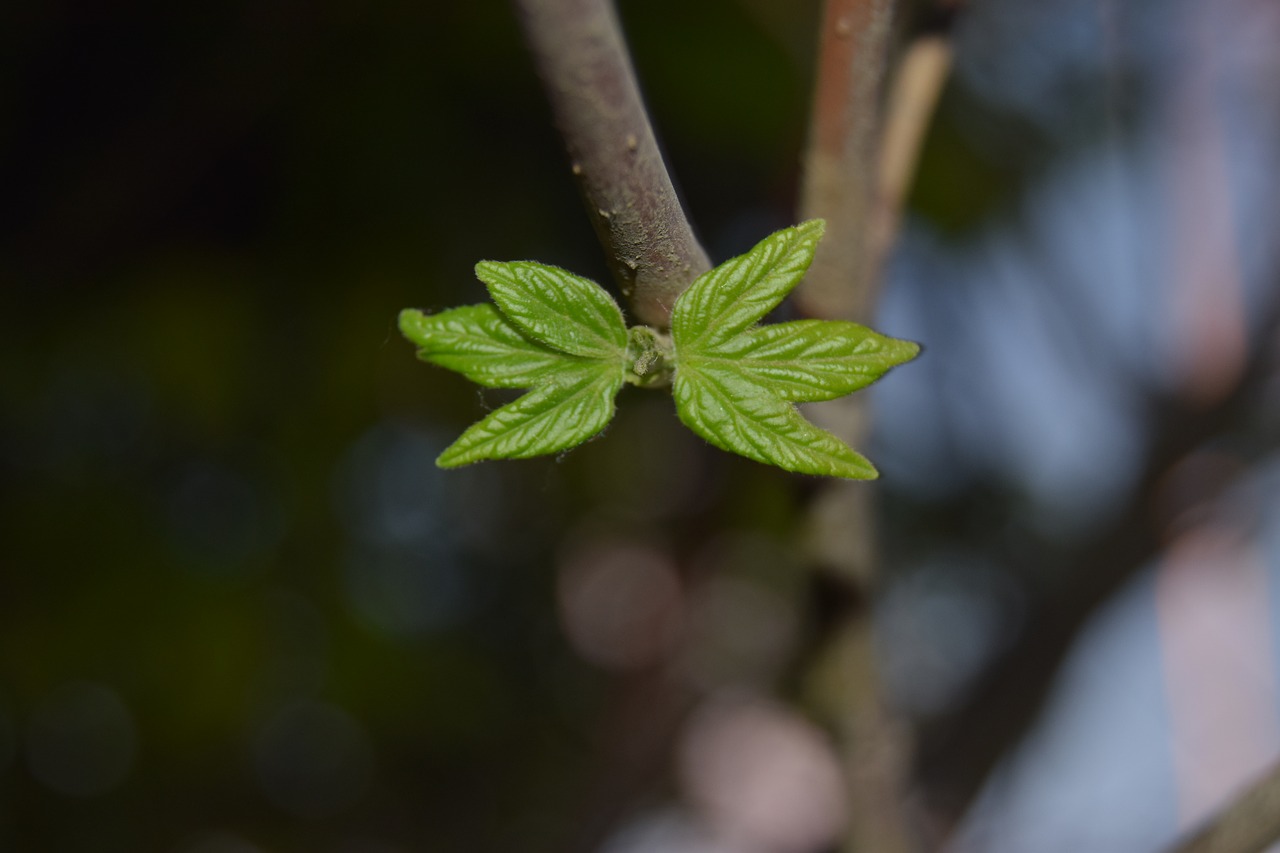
xmin=511 ymin=0 xmax=710 ymax=328
xmin=867 ymin=34 xmax=951 ymax=281
xmin=1165 ymin=758 xmax=1280 ymax=853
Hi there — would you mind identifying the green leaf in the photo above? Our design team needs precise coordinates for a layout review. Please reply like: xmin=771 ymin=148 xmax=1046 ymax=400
xmin=667 ymin=219 xmax=918 ymax=479
xmin=436 ymin=362 xmax=625 ymax=468
xmin=475 ymin=261 xmax=628 ymax=359
xmin=673 ymin=363 xmax=878 ymax=479
xmin=398 ymin=305 xmax=578 ymax=388
xmin=671 ymin=219 xmax=825 ymax=352
xmin=399 ymin=219 xmax=917 ymax=477
xmin=401 ymin=268 xmax=630 ymax=467
xmin=699 ymin=320 xmax=921 ymax=402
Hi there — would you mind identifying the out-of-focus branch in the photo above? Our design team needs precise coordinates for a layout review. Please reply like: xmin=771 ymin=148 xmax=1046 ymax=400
xmin=796 ymin=4 xmax=955 ymax=853
xmin=512 ymin=0 xmax=711 ymax=328
xmin=798 ymin=0 xmax=896 ymax=322
xmin=801 ymin=19 xmax=954 ymax=590
xmin=867 ymin=35 xmax=952 ymax=280
xmin=1165 ymin=758 xmax=1280 ymax=853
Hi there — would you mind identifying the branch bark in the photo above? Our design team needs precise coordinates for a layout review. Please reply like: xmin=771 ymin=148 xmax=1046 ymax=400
xmin=512 ymin=0 xmax=710 ymax=328
xmin=798 ymin=0 xmax=896 ymax=322
xmin=794 ymin=4 xmax=953 ymax=853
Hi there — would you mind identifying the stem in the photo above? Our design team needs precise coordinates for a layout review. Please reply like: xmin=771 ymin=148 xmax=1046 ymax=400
xmin=512 ymin=0 xmax=711 ymax=328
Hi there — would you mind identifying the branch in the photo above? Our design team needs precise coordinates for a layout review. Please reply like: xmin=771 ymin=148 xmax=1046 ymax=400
xmin=794 ymin=5 xmax=951 ymax=853
xmin=1165 ymin=759 xmax=1280 ymax=853
xmin=866 ymin=34 xmax=951 ymax=283
xmin=798 ymin=0 xmax=896 ymax=322
xmin=800 ymin=16 xmax=953 ymax=587
xmin=512 ymin=0 xmax=711 ymax=328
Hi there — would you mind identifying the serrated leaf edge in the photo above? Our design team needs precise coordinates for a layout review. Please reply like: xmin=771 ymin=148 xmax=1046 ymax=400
xmin=670 ymin=219 xmax=825 ymax=353
xmin=435 ymin=361 xmax=626 ymax=468
xmin=475 ymin=260 xmax=629 ymax=359
xmin=673 ymin=363 xmax=878 ymax=480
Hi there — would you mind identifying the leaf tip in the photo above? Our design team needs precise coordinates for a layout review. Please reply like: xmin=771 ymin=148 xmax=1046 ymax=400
xmin=846 ymin=461 xmax=880 ymax=481
xmin=435 ymin=445 xmax=470 ymax=469
xmin=398 ymin=308 xmax=428 ymax=343
xmin=796 ymin=218 xmax=826 ymax=238
xmin=828 ymin=447 xmax=879 ymax=480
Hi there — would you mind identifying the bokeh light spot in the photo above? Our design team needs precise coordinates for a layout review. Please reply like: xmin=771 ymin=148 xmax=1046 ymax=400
xmin=677 ymin=695 xmax=847 ymax=853
xmin=557 ymin=537 xmax=684 ymax=671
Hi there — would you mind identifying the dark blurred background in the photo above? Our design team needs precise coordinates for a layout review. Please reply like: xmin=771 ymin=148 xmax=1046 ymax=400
xmin=2 ymin=0 xmax=1279 ymax=851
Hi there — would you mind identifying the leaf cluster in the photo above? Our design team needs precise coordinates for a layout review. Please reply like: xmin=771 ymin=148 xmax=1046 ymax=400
xmin=399 ymin=220 xmax=919 ymax=479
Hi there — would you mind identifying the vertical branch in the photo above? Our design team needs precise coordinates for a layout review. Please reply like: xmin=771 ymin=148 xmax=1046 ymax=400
xmin=867 ymin=35 xmax=952 ymax=281
xmin=512 ymin=0 xmax=711 ymax=328
xmin=798 ymin=2 xmax=903 ymax=853
xmin=798 ymin=0 xmax=895 ymax=322
xmin=797 ymin=4 xmax=952 ymax=853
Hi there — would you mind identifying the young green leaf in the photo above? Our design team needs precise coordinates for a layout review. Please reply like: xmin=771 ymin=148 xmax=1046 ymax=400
xmin=669 ymin=219 xmax=918 ymax=480
xmin=673 ymin=363 xmax=878 ymax=479
xmin=400 ymin=219 xmax=917 ymax=478
xmin=702 ymin=320 xmax=921 ymax=402
xmin=402 ymin=260 xmax=634 ymax=467
xmin=475 ymin=260 xmax=629 ymax=359
xmin=671 ymin=219 xmax=825 ymax=351
xmin=399 ymin=305 xmax=579 ymax=388
xmin=436 ymin=362 xmax=626 ymax=468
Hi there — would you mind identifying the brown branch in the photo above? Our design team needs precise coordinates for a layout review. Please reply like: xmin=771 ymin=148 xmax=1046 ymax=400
xmin=800 ymin=17 xmax=952 ymax=592
xmin=511 ymin=0 xmax=710 ymax=328
xmin=1165 ymin=758 xmax=1280 ymax=853
xmin=794 ymin=4 xmax=956 ymax=853
xmin=509 ymin=4 xmax=710 ymax=848
xmin=798 ymin=0 xmax=896 ymax=322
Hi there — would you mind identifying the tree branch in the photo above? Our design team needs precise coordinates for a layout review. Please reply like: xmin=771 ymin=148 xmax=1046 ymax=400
xmin=512 ymin=0 xmax=711 ymax=328
xmin=866 ymin=34 xmax=951 ymax=283
xmin=798 ymin=0 xmax=895 ymax=322
xmin=1165 ymin=758 xmax=1280 ymax=853
xmin=795 ymin=4 xmax=953 ymax=853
